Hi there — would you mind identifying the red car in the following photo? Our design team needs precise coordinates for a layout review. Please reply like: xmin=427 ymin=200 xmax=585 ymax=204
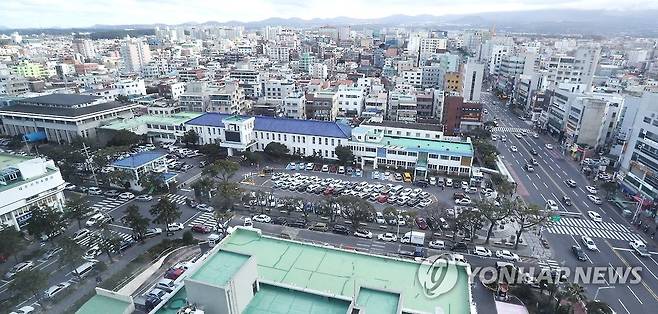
xmin=323 ymin=187 xmax=334 ymax=196
xmin=377 ymin=194 xmax=389 ymax=203
xmin=415 ymin=217 xmax=428 ymax=230
xmin=329 ymin=165 xmax=338 ymax=173
xmin=191 ymin=224 xmax=211 ymax=233
xmin=165 ymin=267 xmax=185 ymax=280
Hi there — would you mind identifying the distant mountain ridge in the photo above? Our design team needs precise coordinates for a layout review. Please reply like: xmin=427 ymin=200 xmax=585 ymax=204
xmin=6 ymin=9 xmax=658 ymax=36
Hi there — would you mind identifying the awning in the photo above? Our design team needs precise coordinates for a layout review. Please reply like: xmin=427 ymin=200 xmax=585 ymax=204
xmin=631 ymin=195 xmax=654 ymax=207
xmin=23 ymin=131 xmax=46 ymax=142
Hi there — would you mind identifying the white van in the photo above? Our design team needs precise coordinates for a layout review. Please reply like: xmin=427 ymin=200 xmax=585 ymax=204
xmin=375 ymin=212 xmax=386 ymax=225
xmin=73 ymin=261 xmax=96 ymax=278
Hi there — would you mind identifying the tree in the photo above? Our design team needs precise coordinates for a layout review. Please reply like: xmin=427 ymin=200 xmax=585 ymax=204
xmin=0 ymin=227 xmax=27 ymax=263
xmin=63 ymin=195 xmax=91 ymax=229
xmin=586 ymin=300 xmax=613 ymax=314
xmin=192 ymin=177 xmax=215 ymax=200
xmin=243 ymin=150 xmax=262 ymax=166
xmin=600 ymin=181 xmax=618 ymax=198
xmin=198 ymin=144 xmax=226 ymax=163
xmin=264 ymin=142 xmax=289 ymax=159
xmin=139 ymin=172 xmax=167 ymax=193
xmin=7 ymin=134 xmax=24 ymax=150
xmin=477 ymin=199 xmax=512 ymax=244
xmin=57 ymin=237 xmax=84 ymax=273
xmin=555 ymin=283 xmax=586 ymax=314
xmin=454 ymin=209 xmax=484 ymax=242
xmin=124 ymin=205 xmax=149 ymax=242
xmin=336 ymin=196 xmax=374 ymax=231
xmin=96 ymin=221 xmax=122 ymax=261
xmin=26 ymin=207 xmax=67 ymax=244
xmin=105 ymin=170 xmax=134 ymax=189
xmin=107 ymin=129 xmax=144 ymax=147
xmin=150 ymin=197 xmax=182 ymax=234
xmin=211 ymin=182 xmax=242 ymax=211
xmin=203 ymin=160 xmax=240 ymax=182
xmin=181 ymin=129 xmax=199 ymax=147
xmin=491 ymin=173 xmax=515 ymax=197
xmin=335 ymin=145 xmax=354 ymax=166
xmin=465 ymin=127 xmax=491 ymax=140
xmin=473 ymin=139 xmax=498 ymax=168
xmin=9 ymin=269 xmax=49 ymax=302
xmin=511 ymin=199 xmax=552 ymax=249
xmin=316 ymin=198 xmax=338 ymax=223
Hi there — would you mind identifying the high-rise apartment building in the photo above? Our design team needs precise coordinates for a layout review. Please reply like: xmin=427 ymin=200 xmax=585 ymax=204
xmin=462 ymin=61 xmax=484 ymax=103
xmin=120 ymin=37 xmax=152 ymax=74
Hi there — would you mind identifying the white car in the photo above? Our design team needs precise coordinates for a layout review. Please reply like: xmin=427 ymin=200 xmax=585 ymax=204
xmin=587 ymin=211 xmax=602 ymax=222
xmin=629 ymin=240 xmax=651 ymax=257
xmin=428 ymin=240 xmax=445 ymax=250
xmin=455 ymin=198 xmax=472 ymax=205
xmin=135 ymin=194 xmax=153 ymax=202
xmin=87 ymin=187 xmax=102 ymax=195
xmin=545 ymin=144 xmax=553 ymax=149
xmin=86 ymin=213 xmax=110 ymax=227
xmin=378 ymin=233 xmax=397 ymax=242
xmin=429 ymin=177 xmax=437 ymax=185
xmin=587 ymin=194 xmax=602 ymax=205
xmin=253 ymin=214 xmax=272 ymax=223
xmin=510 ymin=146 xmax=518 ymax=152
xmin=196 ymin=204 xmax=214 ymax=212
xmin=118 ymin=192 xmax=135 ymax=201
xmin=495 ymin=250 xmax=520 ymax=262
xmin=445 ymin=178 xmax=453 ymax=187
xmin=397 ymin=216 xmax=406 ymax=226
xmin=43 ymin=281 xmax=72 ymax=299
xmin=243 ymin=217 xmax=253 ymax=227
xmin=354 ymin=229 xmax=373 ymax=239
xmin=581 ymin=236 xmax=598 ymax=251
xmin=3 ymin=261 xmax=35 ymax=280
xmin=545 ymin=200 xmax=558 ymax=211
xmin=585 ymin=185 xmax=598 ymax=194
xmin=473 ymin=246 xmax=493 ymax=257
xmin=9 ymin=306 xmax=35 ymax=314
xmin=72 ymin=228 xmax=91 ymax=241
xmin=167 ymin=222 xmax=185 ymax=231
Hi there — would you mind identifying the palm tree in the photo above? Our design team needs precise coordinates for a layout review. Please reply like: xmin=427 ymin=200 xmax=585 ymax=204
xmin=149 ymin=197 xmax=182 ymax=235
xmin=63 ymin=194 xmax=91 ymax=229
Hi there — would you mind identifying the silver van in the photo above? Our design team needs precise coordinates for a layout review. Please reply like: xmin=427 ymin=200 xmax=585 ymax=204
xmin=73 ymin=261 xmax=96 ymax=278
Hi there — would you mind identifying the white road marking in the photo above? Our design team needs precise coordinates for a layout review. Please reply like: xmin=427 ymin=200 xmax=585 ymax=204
xmin=618 ymin=299 xmax=631 ymax=314
xmin=628 ymin=286 xmax=643 ymax=304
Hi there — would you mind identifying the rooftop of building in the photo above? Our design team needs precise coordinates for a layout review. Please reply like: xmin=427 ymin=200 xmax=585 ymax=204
xmin=76 ymin=293 xmax=132 ymax=314
xmin=189 ymin=250 xmax=249 ymax=287
xmin=362 ymin=119 xmax=444 ymax=132
xmin=0 ymin=101 xmax=134 ymax=118
xmin=18 ymin=93 xmax=100 ymax=106
xmin=206 ymin=228 xmax=471 ymax=314
xmin=186 ymin=113 xmax=352 ymax=139
xmin=112 ymin=151 xmax=166 ymax=168
xmin=355 ymin=287 xmax=400 ymax=314
xmin=0 ymin=153 xmax=31 ymax=170
xmin=244 ymin=283 xmax=351 ymax=314
xmin=101 ymin=112 xmax=203 ymax=130
xmin=380 ymin=135 xmax=473 ymax=156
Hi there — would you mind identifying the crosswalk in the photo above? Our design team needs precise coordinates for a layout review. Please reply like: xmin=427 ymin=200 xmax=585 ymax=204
xmin=76 ymin=229 xmax=133 ymax=248
xmin=165 ymin=193 xmax=188 ymax=205
xmin=546 ymin=217 xmax=643 ymax=242
xmin=186 ymin=212 xmax=217 ymax=229
xmin=492 ymin=127 xmax=531 ymax=133
xmin=89 ymin=198 xmax=128 ymax=213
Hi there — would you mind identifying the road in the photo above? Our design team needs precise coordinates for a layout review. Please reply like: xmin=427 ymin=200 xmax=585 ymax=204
xmin=482 ymin=91 xmax=658 ymax=313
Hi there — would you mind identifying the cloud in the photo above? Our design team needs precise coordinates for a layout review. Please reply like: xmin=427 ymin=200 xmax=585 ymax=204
xmin=0 ymin=0 xmax=656 ymax=28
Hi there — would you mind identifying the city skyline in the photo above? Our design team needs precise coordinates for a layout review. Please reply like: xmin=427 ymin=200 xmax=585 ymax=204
xmin=2 ymin=0 xmax=658 ymax=29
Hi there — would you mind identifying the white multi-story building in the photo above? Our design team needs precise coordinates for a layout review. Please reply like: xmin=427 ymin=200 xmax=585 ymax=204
xmin=180 ymin=81 xmax=210 ymax=112
xmin=120 ymin=37 xmax=152 ymax=74
xmin=387 ymin=92 xmax=417 ymax=122
xmin=208 ymin=82 xmax=246 ymax=114
xmin=282 ymin=92 xmax=306 ymax=119
xmin=115 ymin=78 xmax=146 ymax=96
xmin=619 ymin=92 xmax=658 ymax=201
xmin=0 ymin=154 xmax=66 ymax=230
xmin=263 ymin=79 xmax=296 ymax=103
xmin=229 ymin=68 xmax=262 ymax=98
xmin=498 ymin=53 xmax=536 ymax=79
xmin=546 ymin=45 xmax=601 ymax=93
xmin=418 ymin=37 xmax=447 ymax=64
xmin=72 ymin=38 xmax=96 ymax=60
xmin=363 ymin=92 xmax=388 ymax=118
xmin=462 ymin=61 xmax=484 ymax=103
xmin=266 ymin=46 xmax=290 ymax=62
xmin=336 ymin=86 xmax=365 ymax=117
xmin=401 ymin=69 xmax=422 ymax=88
xmin=309 ymin=63 xmax=328 ymax=79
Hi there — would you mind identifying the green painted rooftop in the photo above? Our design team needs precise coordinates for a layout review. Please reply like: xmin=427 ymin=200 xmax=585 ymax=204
xmin=355 ymin=288 xmax=400 ymax=314
xmin=189 ymin=250 xmax=249 ymax=287
xmin=156 ymin=287 xmax=188 ymax=314
xmin=0 ymin=153 xmax=31 ymax=169
xmin=221 ymin=229 xmax=472 ymax=314
xmin=244 ymin=284 xmax=350 ymax=314
xmin=381 ymin=135 xmax=473 ymax=156
xmin=75 ymin=294 xmax=132 ymax=314
xmin=101 ymin=112 xmax=203 ymax=130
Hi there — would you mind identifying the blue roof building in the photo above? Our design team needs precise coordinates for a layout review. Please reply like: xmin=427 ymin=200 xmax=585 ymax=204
xmin=111 ymin=151 xmax=176 ymax=191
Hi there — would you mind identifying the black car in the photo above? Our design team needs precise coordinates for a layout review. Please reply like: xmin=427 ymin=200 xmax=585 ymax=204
xmin=288 ymin=219 xmax=306 ymax=228
xmin=332 ymin=225 xmax=350 ymax=235
xmin=572 ymin=246 xmax=587 ymax=261
xmin=426 ymin=217 xmax=438 ymax=230
xmin=413 ymin=180 xmax=429 ymax=188
xmin=562 ymin=196 xmax=573 ymax=206
xmin=451 ymin=242 xmax=469 ymax=253
xmin=530 ymin=149 xmax=538 ymax=156
xmin=272 ymin=217 xmax=288 ymax=225
xmin=117 ymin=239 xmax=135 ymax=252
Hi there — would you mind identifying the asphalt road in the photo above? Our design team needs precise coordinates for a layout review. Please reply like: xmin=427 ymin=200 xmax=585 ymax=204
xmin=482 ymin=91 xmax=658 ymax=314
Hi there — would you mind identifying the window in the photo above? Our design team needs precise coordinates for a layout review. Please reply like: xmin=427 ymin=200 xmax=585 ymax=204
xmin=450 ymin=156 xmax=460 ymax=161
xmin=440 ymin=155 xmax=449 ymax=160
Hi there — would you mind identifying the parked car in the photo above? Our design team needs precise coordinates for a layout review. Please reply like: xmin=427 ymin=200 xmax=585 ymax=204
xmin=377 ymin=233 xmax=397 ymax=242
xmin=354 ymin=229 xmax=372 ymax=239
xmin=451 ymin=242 xmax=469 ymax=253
xmin=428 ymin=240 xmax=445 ymax=250
xmin=473 ymin=246 xmax=493 ymax=257
xmin=415 ymin=217 xmax=428 ymax=230
xmin=87 ymin=187 xmax=102 ymax=195
xmin=167 ymin=222 xmax=185 ymax=232
xmin=135 ymin=194 xmax=153 ymax=202
xmin=145 ymin=228 xmax=163 ymax=238
xmin=191 ymin=225 xmax=212 ymax=233
xmin=332 ymin=225 xmax=350 ymax=235
xmin=118 ymin=192 xmax=135 ymax=200
xmin=495 ymin=250 xmax=520 ymax=262
xmin=9 ymin=306 xmax=35 ymax=314
xmin=253 ymin=214 xmax=272 ymax=223
xmin=309 ymin=223 xmax=329 ymax=232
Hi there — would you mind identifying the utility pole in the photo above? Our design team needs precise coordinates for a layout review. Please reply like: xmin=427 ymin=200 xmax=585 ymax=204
xmin=82 ymin=142 xmax=99 ymax=187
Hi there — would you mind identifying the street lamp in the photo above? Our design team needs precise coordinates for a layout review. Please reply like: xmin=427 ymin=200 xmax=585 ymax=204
xmin=593 ymin=286 xmax=615 ymax=300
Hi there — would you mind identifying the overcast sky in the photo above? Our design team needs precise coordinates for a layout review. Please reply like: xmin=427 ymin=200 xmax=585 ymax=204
xmin=1 ymin=0 xmax=656 ymax=28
